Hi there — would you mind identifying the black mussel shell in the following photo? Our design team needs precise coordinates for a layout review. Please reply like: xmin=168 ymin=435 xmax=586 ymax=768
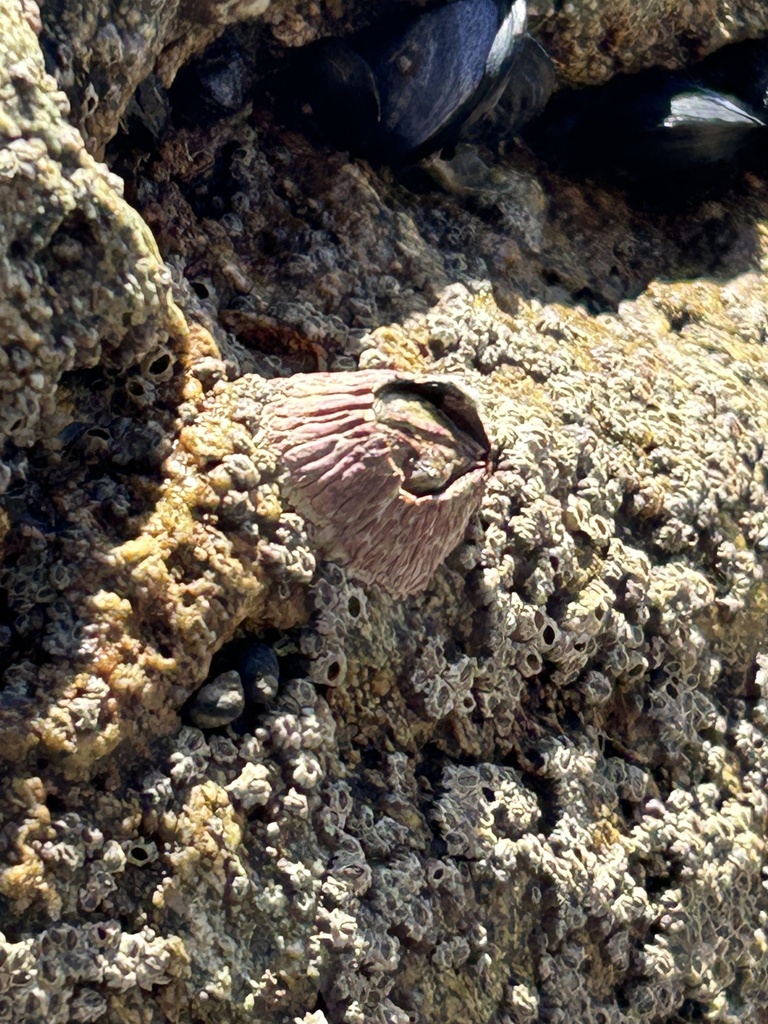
xmin=652 ymin=87 xmax=765 ymax=168
xmin=362 ymin=0 xmax=528 ymax=163
xmin=268 ymin=37 xmax=381 ymax=154
xmin=694 ymin=38 xmax=768 ymax=117
xmin=527 ymin=65 xmax=766 ymax=184
xmin=171 ymin=42 xmax=254 ymax=127
xmin=238 ymin=641 xmax=281 ymax=703
xmin=493 ymin=33 xmax=556 ymax=137
xmin=266 ymin=0 xmax=548 ymax=166
xmin=120 ymin=75 xmax=171 ymax=148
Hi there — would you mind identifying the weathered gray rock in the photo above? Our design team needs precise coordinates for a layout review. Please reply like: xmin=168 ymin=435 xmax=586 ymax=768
xmin=0 ymin=1 xmax=174 ymax=465
xmin=1 ymin=2 xmax=768 ymax=1023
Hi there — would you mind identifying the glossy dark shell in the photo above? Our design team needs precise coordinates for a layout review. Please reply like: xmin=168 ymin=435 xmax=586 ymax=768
xmin=171 ymin=41 xmax=254 ymax=127
xmin=653 ymin=87 xmax=764 ymax=167
xmin=364 ymin=0 xmax=527 ymax=162
xmin=273 ymin=37 xmax=381 ymax=154
xmin=270 ymin=0 xmax=555 ymax=166
xmin=497 ymin=34 xmax=557 ymax=135
xmin=527 ymin=35 xmax=768 ymax=188
xmin=695 ymin=38 xmax=768 ymax=117
xmin=527 ymin=65 xmax=767 ymax=183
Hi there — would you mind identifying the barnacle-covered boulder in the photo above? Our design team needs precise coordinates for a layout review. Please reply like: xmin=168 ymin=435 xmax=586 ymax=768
xmin=4 ymin=1 xmax=768 ymax=1024
xmin=0 ymin=0 xmax=176 ymax=471
xmin=533 ymin=0 xmax=768 ymax=85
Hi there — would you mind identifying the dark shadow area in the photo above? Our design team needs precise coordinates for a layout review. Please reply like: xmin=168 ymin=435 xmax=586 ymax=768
xmin=0 ymin=356 xmax=181 ymax=722
xmin=105 ymin=20 xmax=768 ymax=373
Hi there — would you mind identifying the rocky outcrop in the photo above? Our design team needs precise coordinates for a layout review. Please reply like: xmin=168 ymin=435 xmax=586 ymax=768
xmin=2 ymin=2 xmax=768 ymax=1023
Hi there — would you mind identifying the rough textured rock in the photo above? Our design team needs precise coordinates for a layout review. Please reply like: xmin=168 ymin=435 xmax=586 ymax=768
xmin=533 ymin=0 xmax=768 ymax=85
xmin=0 ymin=0 xmax=175 ymax=465
xmin=2 ymin=1 xmax=768 ymax=1023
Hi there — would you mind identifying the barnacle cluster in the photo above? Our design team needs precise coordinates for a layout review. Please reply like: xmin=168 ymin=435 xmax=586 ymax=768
xmin=0 ymin=921 xmax=186 ymax=1023
xmin=3 ymin=0 xmax=768 ymax=1023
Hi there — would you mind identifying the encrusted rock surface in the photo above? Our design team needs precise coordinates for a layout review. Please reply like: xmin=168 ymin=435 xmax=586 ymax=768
xmin=2 ymin=1 xmax=768 ymax=1023
xmin=533 ymin=0 xmax=768 ymax=84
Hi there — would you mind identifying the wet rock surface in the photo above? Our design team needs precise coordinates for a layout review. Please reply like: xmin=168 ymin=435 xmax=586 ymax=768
xmin=2 ymin=2 xmax=768 ymax=1024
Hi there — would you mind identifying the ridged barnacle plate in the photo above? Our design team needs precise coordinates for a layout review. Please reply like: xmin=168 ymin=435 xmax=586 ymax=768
xmin=261 ymin=370 xmax=491 ymax=597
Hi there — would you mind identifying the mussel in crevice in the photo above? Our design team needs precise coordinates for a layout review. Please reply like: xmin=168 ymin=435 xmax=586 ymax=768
xmin=268 ymin=0 xmax=555 ymax=168
xmin=693 ymin=37 xmax=768 ymax=120
xmin=526 ymin=37 xmax=768 ymax=190
xmin=275 ymin=36 xmax=382 ymax=155
xmin=170 ymin=39 xmax=255 ymax=128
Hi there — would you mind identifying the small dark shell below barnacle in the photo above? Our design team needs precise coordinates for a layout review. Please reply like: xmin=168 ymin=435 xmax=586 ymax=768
xmin=262 ymin=371 xmax=491 ymax=597
xmin=188 ymin=670 xmax=245 ymax=729
xmin=238 ymin=641 xmax=280 ymax=703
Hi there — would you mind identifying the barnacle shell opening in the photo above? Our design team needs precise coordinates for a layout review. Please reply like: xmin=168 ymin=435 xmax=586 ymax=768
xmin=262 ymin=370 xmax=491 ymax=597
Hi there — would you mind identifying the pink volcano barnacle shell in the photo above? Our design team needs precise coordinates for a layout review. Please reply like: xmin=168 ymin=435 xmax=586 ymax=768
xmin=262 ymin=370 xmax=491 ymax=597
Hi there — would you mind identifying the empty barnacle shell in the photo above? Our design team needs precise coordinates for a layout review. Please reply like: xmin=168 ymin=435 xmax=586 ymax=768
xmin=261 ymin=371 xmax=491 ymax=597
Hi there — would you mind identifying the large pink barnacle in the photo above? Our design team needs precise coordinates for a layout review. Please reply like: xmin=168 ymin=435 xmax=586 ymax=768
xmin=262 ymin=370 xmax=491 ymax=596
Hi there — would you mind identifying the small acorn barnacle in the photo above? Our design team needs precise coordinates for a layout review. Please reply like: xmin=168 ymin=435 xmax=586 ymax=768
xmin=262 ymin=371 xmax=491 ymax=597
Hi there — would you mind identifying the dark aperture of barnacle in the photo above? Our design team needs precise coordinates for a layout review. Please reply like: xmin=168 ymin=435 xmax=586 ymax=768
xmin=261 ymin=371 xmax=491 ymax=597
xmin=373 ymin=382 xmax=488 ymax=496
xmin=493 ymin=33 xmax=557 ymax=139
xmin=265 ymin=0 xmax=553 ymax=167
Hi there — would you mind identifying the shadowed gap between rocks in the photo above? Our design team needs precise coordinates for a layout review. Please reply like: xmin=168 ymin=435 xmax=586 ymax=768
xmin=106 ymin=18 xmax=767 ymax=362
